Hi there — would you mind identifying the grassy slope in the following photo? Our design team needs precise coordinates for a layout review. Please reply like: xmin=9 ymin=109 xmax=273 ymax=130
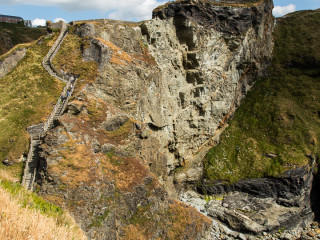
xmin=52 ymin=28 xmax=99 ymax=90
xmin=0 ymin=170 xmax=86 ymax=239
xmin=204 ymin=9 xmax=320 ymax=183
xmin=0 ymin=30 xmax=87 ymax=239
xmin=0 ymin=22 xmax=46 ymax=55
xmin=0 ymin=35 xmax=64 ymax=162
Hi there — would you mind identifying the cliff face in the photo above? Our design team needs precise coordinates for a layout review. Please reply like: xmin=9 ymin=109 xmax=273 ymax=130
xmin=37 ymin=0 xmax=275 ymax=238
xmin=38 ymin=20 xmax=212 ymax=239
xmin=139 ymin=0 xmax=274 ymax=191
xmin=186 ymin=166 xmax=314 ymax=234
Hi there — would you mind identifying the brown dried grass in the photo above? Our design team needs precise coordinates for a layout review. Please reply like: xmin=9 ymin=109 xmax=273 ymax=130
xmin=0 ymin=169 xmax=18 ymax=182
xmin=0 ymin=186 xmax=87 ymax=240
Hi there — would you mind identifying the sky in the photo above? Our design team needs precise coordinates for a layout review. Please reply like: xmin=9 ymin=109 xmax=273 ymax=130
xmin=0 ymin=0 xmax=319 ymax=26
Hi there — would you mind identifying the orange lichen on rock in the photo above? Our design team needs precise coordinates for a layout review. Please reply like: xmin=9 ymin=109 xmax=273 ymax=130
xmin=166 ymin=200 xmax=212 ymax=239
xmin=121 ymin=199 xmax=211 ymax=240
xmin=49 ymin=141 xmax=97 ymax=187
xmin=96 ymin=37 xmax=134 ymax=65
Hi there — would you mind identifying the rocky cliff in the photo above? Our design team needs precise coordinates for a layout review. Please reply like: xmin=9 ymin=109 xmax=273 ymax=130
xmin=35 ymin=0 xmax=277 ymax=238
xmin=142 ymin=0 xmax=274 ymax=193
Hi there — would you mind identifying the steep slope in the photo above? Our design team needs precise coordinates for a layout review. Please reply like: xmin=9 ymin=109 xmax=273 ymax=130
xmin=33 ymin=0 xmax=274 ymax=239
xmin=0 ymin=169 xmax=86 ymax=239
xmin=0 ymin=35 xmax=64 ymax=163
xmin=203 ymin=8 xmax=320 ymax=183
xmin=181 ymin=8 xmax=320 ymax=236
xmin=0 ymin=22 xmax=46 ymax=55
xmin=38 ymin=21 xmax=212 ymax=239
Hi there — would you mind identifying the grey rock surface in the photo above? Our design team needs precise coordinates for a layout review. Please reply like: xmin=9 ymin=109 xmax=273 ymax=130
xmin=0 ymin=48 xmax=26 ymax=77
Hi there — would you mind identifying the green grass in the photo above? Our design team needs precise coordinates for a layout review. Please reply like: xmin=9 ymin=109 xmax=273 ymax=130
xmin=52 ymin=32 xmax=98 ymax=89
xmin=88 ymin=209 xmax=110 ymax=228
xmin=203 ymin=9 xmax=320 ymax=183
xmin=0 ymin=22 xmax=46 ymax=55
xmin=0 ymin=34 xmax=64 ymax=161
xmin=0 ymin=162 xmax=24 ymax=181
xmin=0 ymin=179 xmax=72 ymax=226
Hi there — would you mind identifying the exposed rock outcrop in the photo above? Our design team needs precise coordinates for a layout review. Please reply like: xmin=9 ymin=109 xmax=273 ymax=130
xmin=36 ymin=0 xmax=277 ymax=238
xmin=138 ymin=0 xmax=274 ymax=192
xmin=0 ymin=48 xmax=26 ymax=77
xmin=192 ymin=166 xmax=314 ymax=234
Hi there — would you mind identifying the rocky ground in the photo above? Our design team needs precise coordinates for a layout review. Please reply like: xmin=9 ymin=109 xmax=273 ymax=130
xmin=209 ymin=221 xmax=320 ymax=240
xmin=2 ymin=0 xmax=320 ymax=239
xmin=182 ymin=191 xmax=320 ymax=240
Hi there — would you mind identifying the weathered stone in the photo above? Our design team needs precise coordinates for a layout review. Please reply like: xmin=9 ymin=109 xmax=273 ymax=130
xmin=91 ymin=139 xmax=101 ymax=153
xmin=182 ymin=166 xmax=314 ymax=234
xmin=311 ymin=222 xmax=319 ymax=229
xmin=82 ymin=38 xmax=111 ymax=70
xmin=238 ymin=233 xmax=247 ymax=240
xmin=100 ymin=143 xmax=115 ymax=153
xmin=280 ymin=232 xmax=294 ymax=240
xmin=0 ymin=48 xmax=26 ymax=77
xmin=307 ymin=231 xmax=316 ymax=237
xmin=138 ymin=0 xmax=274 ymax=191
xmin=101 ymin=114 xmax=129 ymax=131
xmin=74 ymin=22 xmax=96 ymax=38
xmin=140 ymin=129 xmax=149 ymax=139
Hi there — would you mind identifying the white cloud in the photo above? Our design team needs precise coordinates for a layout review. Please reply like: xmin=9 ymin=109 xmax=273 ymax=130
xmin=53 ymin=17 xmax=66 ymax=23
xmin=31 ymin=18 xmax=46 ymax=26
xmin=273 ymin=4 xmax=296 ymax=17
xmin=2 ymin=0 xmax=168 ymax=21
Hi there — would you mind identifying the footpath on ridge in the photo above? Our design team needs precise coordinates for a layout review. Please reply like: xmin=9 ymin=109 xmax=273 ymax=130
xmin=22 ymin=22 xmax=77 ymax=191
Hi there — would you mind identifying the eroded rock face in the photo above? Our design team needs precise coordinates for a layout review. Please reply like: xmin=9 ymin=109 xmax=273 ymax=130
xmin=39 ymin=91 xmax=212 ymax=240
xmin=153 ymin=0 xmax=268 ymax=35
xmin=182 ymin=166 xmax=314 ymax=234
xmin=37 ymin=0 xmax=277 ymax=238
xmin=67 ymin=1 xmax=273 ymax=194
xmin=0 ymin=48 xmax=26 ymax=77
xmin=137 ymin=0 xmax=274 ymax=191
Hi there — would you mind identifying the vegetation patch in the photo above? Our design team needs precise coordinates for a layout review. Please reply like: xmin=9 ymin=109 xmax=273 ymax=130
xmin=88 ymin=209 xmax=110 ymax=228
xmin=123 ymin=200 xmax=211 ymax=240
xmin=204 ymin=9 xmax=320 ymax=183
xmin=103 ymin=119 xmax=134 ymax=143
xmin=0 ymin=22 xmax=46 ymax=55
xmin=52 ymin=33 xmax=99 ymax=89
xmin=50 ymin=141 xmax=94 ymax=187
xmin=0 ymin=34 xmax=64 ymax=162
xmin=0 ymin=178 xmax=86 ymax=239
